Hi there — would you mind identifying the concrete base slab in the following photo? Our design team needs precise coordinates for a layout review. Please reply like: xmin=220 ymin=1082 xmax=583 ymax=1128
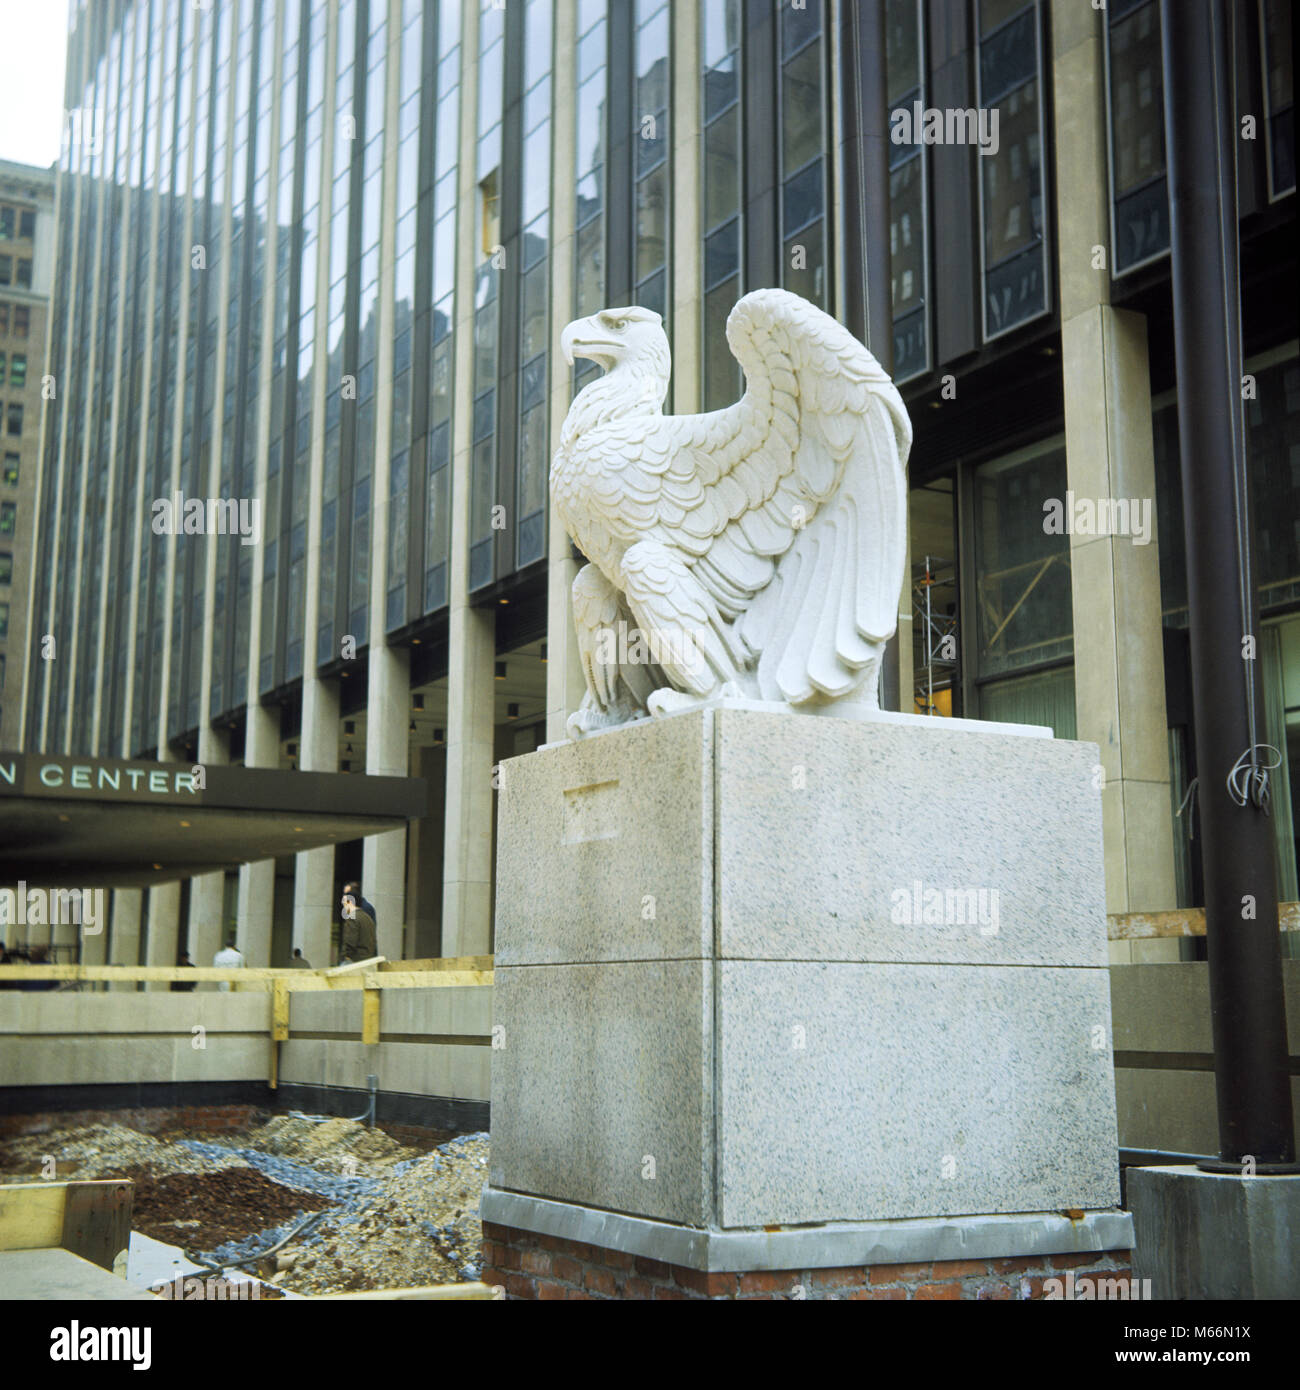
xmin=1128 ymin=1164 xmax=1300 ymax=1298
xmin=480 ymin=1183 xmax=1134 ymax=1273
xmin=0 ymin=1248 xmax=157 ymax=1300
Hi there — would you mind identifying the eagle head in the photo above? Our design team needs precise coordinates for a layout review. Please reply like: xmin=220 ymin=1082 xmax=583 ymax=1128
xmin=561 ymin=306 xmax=669 ymax=383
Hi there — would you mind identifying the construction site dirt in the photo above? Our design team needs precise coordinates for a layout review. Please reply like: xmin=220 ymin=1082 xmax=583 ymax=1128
xmin=0 ymin=1113 xmax=489 ymax=1295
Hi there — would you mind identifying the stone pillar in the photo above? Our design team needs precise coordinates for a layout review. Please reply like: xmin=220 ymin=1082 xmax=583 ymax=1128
xmin=545 ymin=0 xmax=587 ymax=745
xmin=144 ymin=882 xmax=181 ymax=993
xmin=108 ymin=887 xmax=143 ymax=993
xmin=295 ymin=670 xmax=340 ymax=969
xmin=442 ymin=606 xmax=497 ymax=957
xmin=237 ymin=703 xmax=280 ymax=969
xmin=293 ymin=1 xmax=343 ymax=973
xmin=1051 ymin=0 xmax=1177 ymax=917
xmin=441 ymin=1 xmax=497 ymax=959
xmin=364 ymin=646 xmax=411 ymax=962
xmin=190 ymin=727 xmax=231 ymax=986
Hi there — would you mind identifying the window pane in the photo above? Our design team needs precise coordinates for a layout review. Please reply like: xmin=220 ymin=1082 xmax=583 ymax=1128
xmin=635 ymin=163 xmax=667 ymax=282
xmin=785 ymin=219 xmax=826 ymax=306
xmin=704 ymin=105 xmax=740 ymax=232
xmin=783 ymin=159 xmax=824 ymax=239
xmin=704 ymin=275 xmax=743 ymax=411
xmin=973 ymin=445 xmax=1073 ymax=677
xmin=782 ymin=41 xmax=824 ymax=175
xmin=1109 ymin=2 xmax=1164 ymax=198
xmin=981 ymin=80 xmax=1042 ymax=266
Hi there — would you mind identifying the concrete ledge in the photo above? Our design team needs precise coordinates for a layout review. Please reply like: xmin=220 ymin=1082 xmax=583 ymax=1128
xmin=479 ymin=1185 xmax=1135 ymax=1273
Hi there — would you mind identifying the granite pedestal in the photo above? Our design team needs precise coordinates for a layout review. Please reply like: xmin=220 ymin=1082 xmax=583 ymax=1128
xmin=484 ymin=705 xmax=1133 ymax=1294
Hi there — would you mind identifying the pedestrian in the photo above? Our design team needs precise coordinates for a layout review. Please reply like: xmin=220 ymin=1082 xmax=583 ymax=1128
xmin=171 ymin=950 xmax=197 ymax=992
xmin=289 ymin=947 xmax=312 ymax=970
xmin=213 ymin=935 xmax=245 ymax=992
xmin=21 ymin=945 xmax=59 ymax=992
xmin=338 ymin=883 xmax=377 ymax=964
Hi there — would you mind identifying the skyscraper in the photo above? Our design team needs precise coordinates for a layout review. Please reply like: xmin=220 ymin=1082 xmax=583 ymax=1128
xmin=16 ymin=0 xmax=1298 ymax=982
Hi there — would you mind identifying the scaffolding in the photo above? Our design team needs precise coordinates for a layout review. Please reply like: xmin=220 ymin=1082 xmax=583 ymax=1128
xmin=912 ymin=555 xmax=958 ymax=716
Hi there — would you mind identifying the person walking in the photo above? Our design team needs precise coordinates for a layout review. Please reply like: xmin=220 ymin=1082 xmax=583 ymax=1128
xmin=213 ymin=935 xmax=245 ymax=991
xmin=338 ymin=883 xmax=377 ymax=964
xmin=170 ymin=950 xmax=197 ymax=992
xmin=289 ymin=947 xmax=313 ymax=970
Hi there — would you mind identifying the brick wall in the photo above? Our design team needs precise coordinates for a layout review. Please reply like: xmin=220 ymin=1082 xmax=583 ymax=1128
xmin=481 ymin=1222 xmax=1132 ymax=1300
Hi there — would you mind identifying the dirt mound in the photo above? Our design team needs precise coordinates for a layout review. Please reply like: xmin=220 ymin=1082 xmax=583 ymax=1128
xmin=0 ymin=1123 xmax=243 ymax=1182
xmin=232 ymin=1114 xmax=419 ymax=1172
xmin=123 ymin=1165 xmax=332 ymax=1254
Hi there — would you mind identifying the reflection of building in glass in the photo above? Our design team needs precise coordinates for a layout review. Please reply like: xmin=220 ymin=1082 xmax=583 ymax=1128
xmin=13 ymin=0 xmax=1298 ymax=992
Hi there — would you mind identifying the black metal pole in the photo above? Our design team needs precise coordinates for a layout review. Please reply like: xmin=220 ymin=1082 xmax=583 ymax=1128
xmin=839 ymin=0 xmax=901 ymax=710
xmin=1161 ymin=0 xmax=1295 ymax=1167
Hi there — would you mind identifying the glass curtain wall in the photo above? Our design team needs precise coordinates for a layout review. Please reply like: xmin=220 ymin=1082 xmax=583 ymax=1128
xmin=424 ymin=1 xmax=461 ymax=613
xmin=778 ymin=0 xmax=829 ymax=309
xmin=573 ymin=0 xmax=607 ymax=394
xmin=633 ymin=0 xmax=669 ymax=319
xmin=386 ymin=0 xmax=424 ymax=633
xmin=976 ymin=0 xmax=1049 ymax=338
xmin=701 ymin=0 xmax=743 ymax=410
xmin=1105 ymin=0 xmax=1168 ymax=275
xmin=887 ymin=0 xmax=928 ymax=382
xmin=515 ymin=0 xmax=553 ymax=569
xmin=469 ymin=0 xmax=505 ymax=591
xmin=971 ymin=441 xmax=1075 ymax=737
xmin=318 ymin=0 xmax=358 ymax=670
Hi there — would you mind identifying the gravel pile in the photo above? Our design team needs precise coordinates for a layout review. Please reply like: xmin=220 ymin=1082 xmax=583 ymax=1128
xmin=0 ymin=1123 xmax=246 ymax=1182
xmin=0 ymin=1115 xmax=491 ymax=1294
xmin=274 ymin=1133 xmax=490 ymax=1294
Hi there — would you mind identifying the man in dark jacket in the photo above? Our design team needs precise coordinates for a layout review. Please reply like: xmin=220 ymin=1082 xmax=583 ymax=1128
xmin=339 ymin=882 xmax=377 ymax=963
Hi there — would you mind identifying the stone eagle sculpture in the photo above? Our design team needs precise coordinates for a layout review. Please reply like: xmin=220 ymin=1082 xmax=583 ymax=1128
xmin=553 ymin=287 xmax=912 ymax=739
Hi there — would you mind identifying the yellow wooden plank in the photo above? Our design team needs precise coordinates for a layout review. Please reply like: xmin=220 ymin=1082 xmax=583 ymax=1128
xmin=362 ymin=970 xmax=493 ymax=990
xmin=0 ymin=1183 xmax=68 ymax=1252
xmin=323 ymin=955 xmax=386 ymax=977
xmin=271 ymin=979 xmax=290 ymax=1041
xmin=361 ymin=989 xmax=381 ymax=1046
xmin=381 ymin=956 xmax=494 ymax=973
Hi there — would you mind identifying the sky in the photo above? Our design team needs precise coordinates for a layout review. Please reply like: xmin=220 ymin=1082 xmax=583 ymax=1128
xmin=0 ymin=0 xmax=71 ymax=169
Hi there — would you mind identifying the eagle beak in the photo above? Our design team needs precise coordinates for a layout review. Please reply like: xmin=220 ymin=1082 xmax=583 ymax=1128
xmin=560 ymin=317 xmax=584 ymax=367
xmin=561 ymin=314 xmax=620 ymax=368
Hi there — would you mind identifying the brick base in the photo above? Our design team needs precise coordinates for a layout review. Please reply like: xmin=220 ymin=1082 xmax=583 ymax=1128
xmin=481 ymin=1222 xmax=1133 ymax=1300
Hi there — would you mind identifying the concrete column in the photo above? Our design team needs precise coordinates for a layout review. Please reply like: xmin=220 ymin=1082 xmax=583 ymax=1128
xmin=364 ymin=643 xmax=410 ymax=959
xmin=80 ymin=889 xmax=109 ymax=967
xmin=439 ymin=1 xmax=496 ymax=957
xmin=442 ymin=607 xmax=497 ymax=956
xmin=109 ymin=887 xmax=143 ymax=992
xmin=294 ymin=670 xmax=340 ymax=968
xmin=355 ymin=2 xmax=410 ymax=962
xmin=190 ymin=726 xmax=232 ymax=984
xmin=293 ymin=3 xmax=343 ymax=972
xmin=545 ymin=0 xmax=585 ymax=743
xmin=144 ymin=882 xmax=181 ymax=992
xmin=1051 ymin=0 xmax=1176 ymax=915
xmin=235 ymin=4 xmax=287 ymax=976
xmin=237 ymin=703 xmax=280 ymax=969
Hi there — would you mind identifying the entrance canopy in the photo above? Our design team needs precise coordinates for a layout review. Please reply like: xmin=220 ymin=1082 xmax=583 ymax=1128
xmin=0 ymin=753 xmax=427 ymax=887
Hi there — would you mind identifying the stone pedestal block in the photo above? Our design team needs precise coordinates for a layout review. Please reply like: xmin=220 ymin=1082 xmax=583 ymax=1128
xmin=1128 ymin=1165 xmax=1300 ymax=1298
xmin=489 ymin=706 xmax=1127 ymax=1244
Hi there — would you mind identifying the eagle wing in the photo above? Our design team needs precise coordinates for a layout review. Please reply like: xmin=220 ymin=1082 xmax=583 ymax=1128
xmin=640 ymin=288 xmax=912 ymax=702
